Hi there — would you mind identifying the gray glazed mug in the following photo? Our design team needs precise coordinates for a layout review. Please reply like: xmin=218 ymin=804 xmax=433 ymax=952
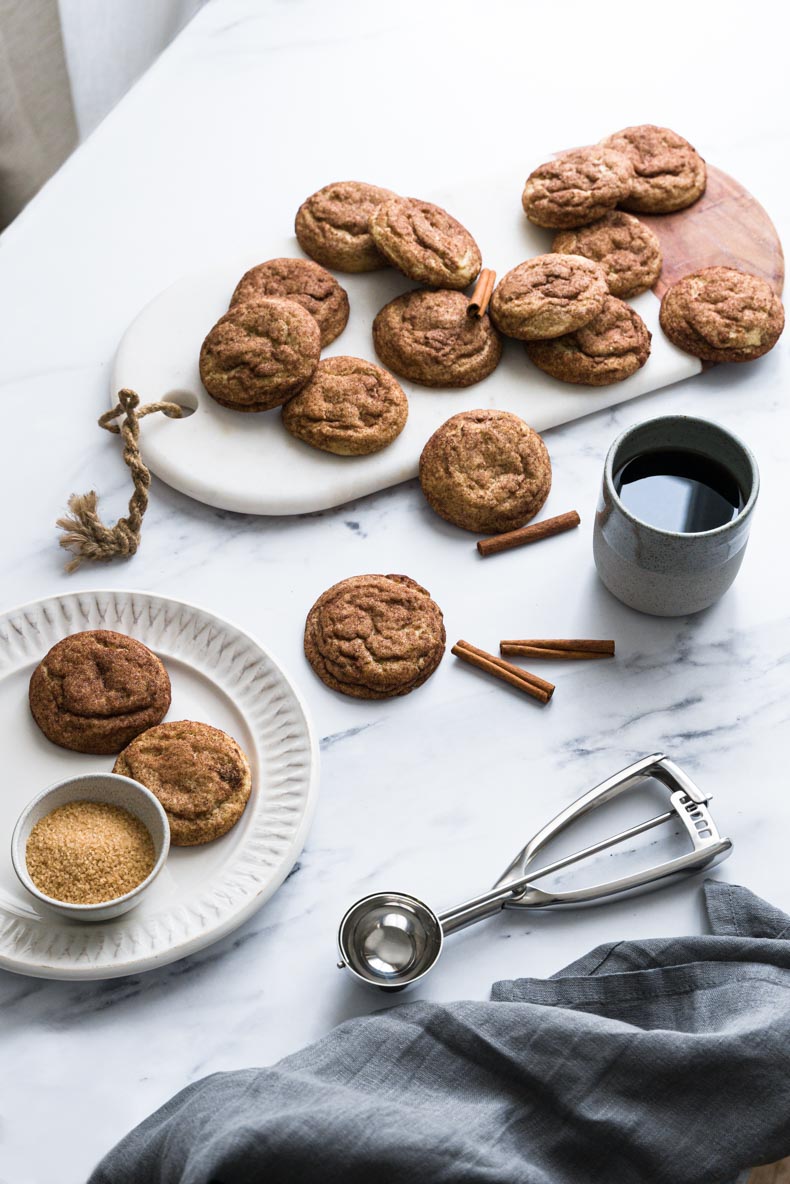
xmin=593 ymin=415 xmax=759 ymax=616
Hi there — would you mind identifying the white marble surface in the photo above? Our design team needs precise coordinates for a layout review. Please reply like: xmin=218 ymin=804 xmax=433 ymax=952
xmin=0 ymin=1 xmax=788 ymax=1180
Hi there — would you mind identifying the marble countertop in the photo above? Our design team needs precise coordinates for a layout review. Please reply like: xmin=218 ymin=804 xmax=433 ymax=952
xmin=1 ymin=1 xmax=788 ymax=1179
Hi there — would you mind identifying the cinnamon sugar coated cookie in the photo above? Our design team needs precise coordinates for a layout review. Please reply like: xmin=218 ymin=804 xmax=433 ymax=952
xmin=230 ymin=257 xmax=349 ymax=347
xmin=522 ymin=147 xmax=634 ymax=229
xmin=282 ymin=356 xmax=408 ymax=455
xmin=114 ymin=721 xmax=252 ymax=846
xmin=369 ymin=197 xmax=482 ymax=290
xmin=419 ymin=410 xmax=551 ymax=534
xmin=372 ymin=289 xmax=502 ymax=387
xmin=600 ymin=124 xmax=706 ymax=213
xmin=199 ymin=298 xmax=320 ymax=412
xmin=490 ymin=255 xmax=608 ymax=340
xmin=304 ymin=574 xmax=445 ymax=699
xmin=295 ymin=181 xmax=396 ymax=272
xmin=526 ymin=296 xmax=651 ymax=386
xmin=29 ymin=631 xmax=171 ymax=754
xmin=552 ymin=211 xmax=662 ymax=298
xmin=659 ymin=267 xmax=784 ymax=363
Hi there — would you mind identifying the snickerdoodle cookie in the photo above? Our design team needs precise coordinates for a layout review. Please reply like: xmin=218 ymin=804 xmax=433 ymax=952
xmin=200 ymin=298 xmax=320 ymax=412
xmin=29 ymin=631 xmax=171 ymax=755
xmin=304 ymin=574 xmax=445 ymax=699
xmin=369 ymin=197 xmax=482 ymax=290
xmin=114 ymin=721 xmax=252 ymax=846
xmin=490 ymin=254 xmax=608 ymax=340
xmin=230 ymin=257 xmax=349 ymax=347
xmin=552 ymin=211 xmax=662 ymax=298
xmin=522 ymin=147 xmax=634 ymax=229
xmin=526 ymin=296 xmax=651 ymax=386
xmin=419 ymin=410 xmax=551 ymax=534
xmin=282 ymin=356 xmax=408 ymax=455
xmin=659 ymin=267 xmax=785 ymax=363
xmin=295 ymin=181 xmax=396 ymax=272
xmin=372 ymin=289 xmax=502 ymax=388
xmin=600 ymin=124 xmax=706 ymax=213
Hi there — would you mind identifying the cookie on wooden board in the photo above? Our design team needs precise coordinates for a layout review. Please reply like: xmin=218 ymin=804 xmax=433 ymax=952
xmin=369 ymin=197 xmax=482 ymax=290
xmin=114 ymin=720 xmax=252 ymax=846
xmin=295 ymin=181 xmax=396 ymax=272
xmin=659 ymin=267 xmax=784 ymax=362
xmin=490 ymin=254 xmax=608 ymax=340
xmin=372 ymin=289 xmax=502 ymax=388
xmin=600 ymin=124 xmax=706 ymax=213
xmin=282 ymin=356 xmax=408 ymax=455
xmin=522 ymin=147 xmax=634 ymax=229
xmin=552 ymin=211 xmax=662 ymax=299
xmin=29 ymin=630 xmax=171 ymax=755
xmin=230 ymin=257 xmax=349 ymax=347
xmin=419 ymin=409 xmax=551 ymax=534
xmin=526 ymin=295 xmax=651 ymax=385
xmin=304 ymin=574 xmax=445 ymax=699
xmin=200 ymin=298 xmax=320 ymax=412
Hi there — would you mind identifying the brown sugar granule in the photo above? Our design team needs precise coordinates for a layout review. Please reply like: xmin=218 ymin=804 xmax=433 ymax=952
xmin=26 ymin=800 xmax=156 ymax=904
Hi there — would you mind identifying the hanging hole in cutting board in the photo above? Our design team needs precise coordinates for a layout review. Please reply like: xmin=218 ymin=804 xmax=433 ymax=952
xmin=164 ymin=389 xmax=198 ymax=417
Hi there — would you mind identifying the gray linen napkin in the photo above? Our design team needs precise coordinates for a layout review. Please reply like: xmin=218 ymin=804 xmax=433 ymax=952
xmin=89 ymin=881 xmax=790 ymax=1184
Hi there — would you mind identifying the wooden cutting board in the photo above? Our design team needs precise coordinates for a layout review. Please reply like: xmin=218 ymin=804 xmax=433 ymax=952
xmin=113 ymin=164 xmax=783 ymax=516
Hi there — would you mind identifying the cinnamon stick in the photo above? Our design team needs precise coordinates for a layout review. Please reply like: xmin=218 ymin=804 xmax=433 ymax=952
xmin=467 ymin=268 xmax=496 ymax=319
xmin=500 ymin=644 xmax=614 ymax=661
xmin=452 ymin=640 xmax=554 ymax=703
xmin=477 ymin=510 xmax=581 ymax=558
xmin=501 ymin=639 xmax=615 ymax=658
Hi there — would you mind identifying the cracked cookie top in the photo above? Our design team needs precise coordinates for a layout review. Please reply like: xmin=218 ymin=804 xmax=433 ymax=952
xmin=526 ymin=295 xmax=651 ymax=386
xmin=600 ymin=124 xmax=706 ymax=213
xmin=369 ymin=197 xmax=482 ymax=290
xmin=552 ymin=211 xmax=662 ymax=299
xmin=490 ymin=254 xmax=608 ymax=340
xmin=282 ymin=356 xmax=408 ymax=455
xmin=304 ymin=574 xmax=446 ymax=699
xmin=659 ymin=267 xmax=785 ymax=363
xmin=295 ymin=181 xmax=396 ymax=272
xmin=29 ymin=630 xmax=171 ymax=754
xmin=372 ymin=289 xmax=502 ymax=388
xmin=522 ymin=147 xmax=634 ymax=229
xmin=200 ymin=297 xmax=321 ymax=412
xmin=230 ymin=257 xmax=349 ymax=346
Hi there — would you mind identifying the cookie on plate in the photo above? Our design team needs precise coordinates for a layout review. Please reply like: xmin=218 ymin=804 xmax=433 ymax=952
xmin=282 ymin=356 xmax=408 ymax=455
xmin=113 ymin=720 xmax=252 ymax=846
xmin=369 ymin=197 xmax=482 ymax=290
xmin=522 ymin=147 xmax=635 ymax=229
xmin=490 ymin=254 xmax=608 ymax=340
xmin=372 ymin=289 xmax=502 ymax=388
xmin=600 ymin=124 xmax=706 ymax=213
xmin=295 ymin=181 xmax=396 ymax=272
xmin=419 ymin=410 xmax=551 ymax=534
xmin=305 ymin=574 xmax=445 ymax=699
xmin=230 ymin=257 xmax=349 ymax=347
xmin=659 ymin=267 xmax=785 ymax=363
xmin=29 ymin=630 xmax=171 ymax=755
xmin=200 ymin=298 xmax=320 ymax=412
xmin=552 ymin=211 xmax=662 ymax=299
xmin=526 ymin=295 xmax=651 ymax=386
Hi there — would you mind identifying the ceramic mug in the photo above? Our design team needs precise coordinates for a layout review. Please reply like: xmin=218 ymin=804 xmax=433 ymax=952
xmin=593 ymin=415 xmax=760 ymax=617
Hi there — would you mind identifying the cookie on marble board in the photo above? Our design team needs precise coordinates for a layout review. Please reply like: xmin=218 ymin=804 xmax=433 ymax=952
xmin=419 ymin=409 xmax=551 ymax=534
xmin=600 ymin=124 xmax=706 ymax=213
xmin=282 ymin=356 xmax=408 ymax=455
xmin=659 ymin=267 xmax=784 ymax=363
xmin=29 ymin=630 xmax=171 ymax=755
xmin=113 ymin=720 xmax=252 ymax=846
xmin=552 ymin=211 xmax=662 ymax=299
xmin=372 ymin=289 xmax=502 ymax=388
xmin=369 ymin=197 xmax=482 ymax=290
xmin=230 ymin=257 xmax=349 ymax=347
xmin=526 ymin=295 xmax=651 ymax=385
xmin=199 ymin=297 xmax=320 ymax=412
xmin=522 ymin=147 xmax=635 ymax=229
xmin=490 ymin=254 xmax=608 ymax=340
xmin=295 ymin=181 xmax=396 ymax=272
xmin=304 ymin=574 xmax=445 ymax=699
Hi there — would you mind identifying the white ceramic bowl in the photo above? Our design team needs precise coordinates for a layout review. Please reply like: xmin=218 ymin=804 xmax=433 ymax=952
xmin=11 ymin=772 xmax=170 ymax=922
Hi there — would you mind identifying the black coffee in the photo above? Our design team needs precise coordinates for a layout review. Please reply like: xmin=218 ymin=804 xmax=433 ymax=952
xmin=613 ymin=448 xmax=745 ymax=533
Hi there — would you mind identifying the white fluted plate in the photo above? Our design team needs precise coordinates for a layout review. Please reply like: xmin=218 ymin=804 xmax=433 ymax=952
xmin=0 ymin=590 xmax=318 ymax=980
